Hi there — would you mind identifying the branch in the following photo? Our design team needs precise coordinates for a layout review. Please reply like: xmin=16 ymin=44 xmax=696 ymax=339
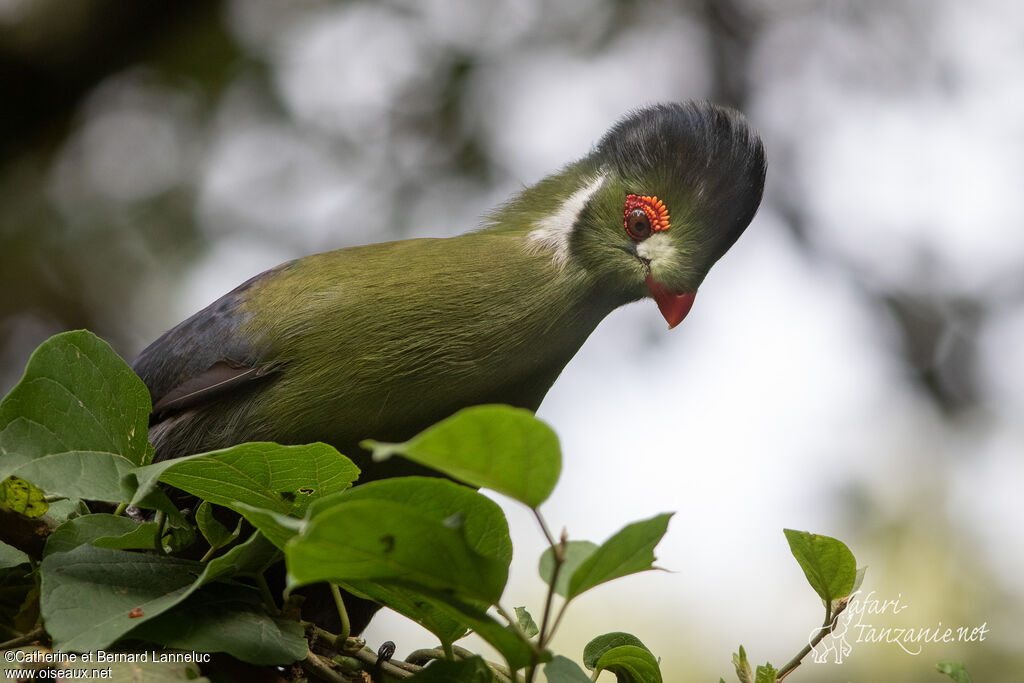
xmin=0 ymin=627 xmax=46 ymax=651
xmin=776 ymin=598 xmax=850 ymax=681
xmin=0 ymin=505 xmax=53 ymax=560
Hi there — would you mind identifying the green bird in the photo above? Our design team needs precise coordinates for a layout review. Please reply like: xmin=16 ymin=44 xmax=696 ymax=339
xmin=135 ymin=101 xmax=765 ymax=478
xmin=132 ymin=101 xmax=764 ymax=632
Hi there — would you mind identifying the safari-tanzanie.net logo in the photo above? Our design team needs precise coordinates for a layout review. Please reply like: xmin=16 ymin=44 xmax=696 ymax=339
xmin=809 ymin=590 xmax=989 ymax=664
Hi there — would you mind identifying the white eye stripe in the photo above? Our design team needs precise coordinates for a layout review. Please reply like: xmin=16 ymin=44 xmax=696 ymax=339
xmin=526 ymin=173 xmax=608 ymax=269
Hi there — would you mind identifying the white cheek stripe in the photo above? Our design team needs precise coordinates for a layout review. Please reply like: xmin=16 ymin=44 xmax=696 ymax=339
xmin=637 ymin=232 xmax=678 ymax=270
xmin=526 ymin=173 xmax=608 ymax=269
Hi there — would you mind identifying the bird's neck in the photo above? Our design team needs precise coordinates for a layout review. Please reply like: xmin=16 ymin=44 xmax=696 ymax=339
xmin=479 ymin=157 xmax=603 ymax=238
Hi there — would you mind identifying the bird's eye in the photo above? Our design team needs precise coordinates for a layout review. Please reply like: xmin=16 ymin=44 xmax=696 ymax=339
xmin=622 ymin=194 xmax=670 ymax=241
xmin=626 ymin=209 xmax=651 ymax=240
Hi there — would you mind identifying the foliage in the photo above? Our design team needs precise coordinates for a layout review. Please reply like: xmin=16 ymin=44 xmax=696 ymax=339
xmin=0 ymin=331 xmax=972 ymax=682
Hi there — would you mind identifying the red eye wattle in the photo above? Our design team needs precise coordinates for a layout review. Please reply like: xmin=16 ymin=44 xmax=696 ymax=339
xmin=623 ymin=195 xmax=670 ymax=241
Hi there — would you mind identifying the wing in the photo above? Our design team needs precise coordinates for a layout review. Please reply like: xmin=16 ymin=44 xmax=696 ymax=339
xmin=133 ymin=269 xmax=282 ymax=424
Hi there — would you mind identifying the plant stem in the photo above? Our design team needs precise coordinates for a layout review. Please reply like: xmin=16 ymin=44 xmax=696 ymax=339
xmin=0 ymin=626 xmax=45 ymax=650
xmin=253 ymin=572 xmax=279 ymax=614
xmin=526 ymin=508 xmax=565 ymax=683
xmin=301 ymin=650 xmax=351 ymax=682
xmin=442 ymin=639 xmax=455 ymax=660
xmin=153 ymin=511 xmax=167 ymax=553
xmin=348 ymin=644 xmax=419 ymax=679
xmin=112 ymin=503 xmax=127 ymax=516
xmin=329 ymin=583 xmax=351 ymax=642
xmin=532 ymin=507 xmax=557 ymax=549
xmin=453 ymin=645 xmax=476 ymax=660
xmin=775 ymin=598 xmax=850 ymax=681
xmin=198 ymin=543 xmax=219 ymax=563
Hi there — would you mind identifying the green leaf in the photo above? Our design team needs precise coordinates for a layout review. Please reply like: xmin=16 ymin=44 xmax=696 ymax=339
xmin=594 ymin=644 xmax=662 ymax=683
xmin=544 ymin=655 xmax=592 ymax=682
xmin=851 ymin=565 xmax=867 ymax=593
xmin=92 ymin=521 xmax=161 ymax=551
xmin=936 ymin=660 xmax=973 ymax=683
xmin=1 ymin=476 xmax=48 ymax=517
xmin=412 ymin=592 xmax=539 ymax=671
xmin=128 ymin=583 xmax=307 ymax=666
xmin=539 ymin=541 xmax=597 ymax=598
xmin=161 ymin=510 xmax=197 ymax=553
xmin=40 ymin=532 xmax=274 ymax=652
xmin=514 ymin=606 xmax=539 ymax=638
xmin=41 ymin=497 xmax=91 ymax=526
xmin=131 ymin=442 xmax=359 ymax=515
xmin=731 ymin=645 xmax=753 ymax=683
xmin=340 ymin=582 xmax=535 ymax=671
xmin=290 ymin=477 xmax=512 ymax=606
xmin=0 ymin=331 xmax=152 ymax=496
xmin=286 ymin=497 xmax=507 ymax=603
xmin=3 ymin=451 xmax=144 ymax=506
xmin=362 ymin=405 xmax=561 ymax=507
xmin=584 ymin=633 xmax=650 ymax=671
xmin=40 ymin=544 xmax=205 ymax=651
xmin=831 ymin=564 xmax=869 ymax=614
xmin=0 ymin=541 xmax=30 ymax=569
xmin=783 ymin=529 xmax=857 ymax=605
xmin=195 ymin=501 xmax=241 ymax=551
xmin=232 ymin=502 xmax=303 ymax=550
xmin=568 ymin=513 xmax=672 ymax=599
xmin=45 ymin=514 xmax=151 ymax=556
xmin=203 ymin=532 xmax=280 ymax=580
xmin=753 ymin=663 xmax=777 ymax=683
xmin=341 ymin=580 xmax=471 ymax=644
xmin=407 ymin=656 xmax=496 ymax=682
xmin=332 ymin=477 xmax=513 ymax=565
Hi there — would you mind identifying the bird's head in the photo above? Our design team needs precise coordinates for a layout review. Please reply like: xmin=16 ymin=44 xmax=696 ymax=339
xmin=516 ymin=101 xmax=766 ymax=328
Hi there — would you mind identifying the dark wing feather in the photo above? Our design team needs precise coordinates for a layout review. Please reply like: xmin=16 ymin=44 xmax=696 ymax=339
xmin=150 ymin=359 xmax=276 ymax=421
xmin=133 ymin=268 xmax=283 ymax=423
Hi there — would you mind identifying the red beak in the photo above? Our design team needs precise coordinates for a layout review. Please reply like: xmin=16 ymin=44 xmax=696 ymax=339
xmin=645 ymin=274 xmax=696 ymax=329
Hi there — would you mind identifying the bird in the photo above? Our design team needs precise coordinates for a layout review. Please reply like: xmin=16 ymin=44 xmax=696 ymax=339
xmin=132 ymin=101 xmax=766 ymax=632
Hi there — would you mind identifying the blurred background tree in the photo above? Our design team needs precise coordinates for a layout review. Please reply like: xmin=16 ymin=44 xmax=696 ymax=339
xmin=2 ymin=0 xmax=1021 ymax=680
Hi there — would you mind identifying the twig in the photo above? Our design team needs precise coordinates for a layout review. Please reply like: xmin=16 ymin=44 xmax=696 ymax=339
xmin=0 ymin=626 xmax=45 ymax=650
xmin=527 ymin=511 xmax=565 ymax=683
xmin=302 ymin=650 xmax=351 ymax=682
xmin=349 ymin=644 xmax=419 ymax=678
xmin=532 ymin=508 xmax=557 ymax=550
xmin=452 ymin=645 xmax=477 ymax=660
xmin=775 ymin=599 xmax=850 ymax=681
xmin=403 ymin=649 xmax=446 ymax=666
